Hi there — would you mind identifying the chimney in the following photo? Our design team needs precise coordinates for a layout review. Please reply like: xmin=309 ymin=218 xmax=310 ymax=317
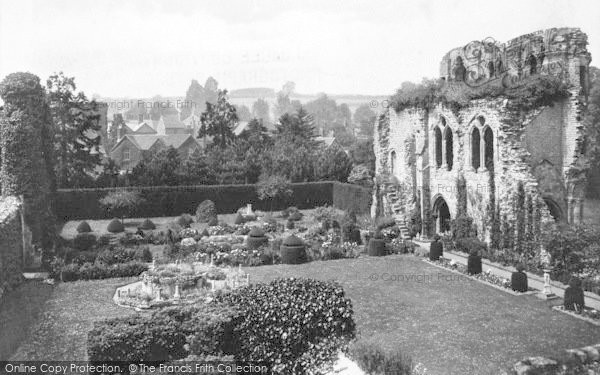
xmin=138 ymin=114 xmax=143 ymax=123
xmin=117 ymin=124 xmax=122 ymax=140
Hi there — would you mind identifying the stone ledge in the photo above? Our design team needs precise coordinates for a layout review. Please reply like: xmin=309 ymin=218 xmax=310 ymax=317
xmin=513 ymin=343 xmax=600 ymax=374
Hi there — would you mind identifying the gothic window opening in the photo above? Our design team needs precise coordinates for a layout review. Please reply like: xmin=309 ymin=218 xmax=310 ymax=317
xmin=434 ymin=127 xmax=443 ymax=168
xmin=484 ymin=127 xmax=494 ymax=170
xmin=445 ymin=128 xmax=453 ymax=171
xmin=471 ymin=127 xmax=480 ymax=170
xmin=390 ymin=151 xmax=397 ymax=176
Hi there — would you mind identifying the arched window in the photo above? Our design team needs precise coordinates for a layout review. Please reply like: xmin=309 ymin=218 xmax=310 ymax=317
xmin=445 ymin=128 xmax=453 ymax=170
xmin=434 ymin=127 xmax=443 ymax=168
xmin=471 ymin=128 xmax=480 ymax=170
xmin=390 ymin=151 xmax=397 ymax=175
xmin=484 ymin=127 xmax=494 ymax=170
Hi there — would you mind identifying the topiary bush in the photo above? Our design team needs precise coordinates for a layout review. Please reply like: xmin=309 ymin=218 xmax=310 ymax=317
xmin=76 ymin=221 xmax=92 ymax=233
xmin=139 ymin=218 xmax=156 ymax=230
xmin=234 ymin=213 xmax=245 ymax=225
xmin=564 ymin=277 xmax=585 ymax=311
xmin=216 ymin=278 xmax=356 ymax=375
xmin=176 ymin=214 xmax=194 ymax=228
xmin=286 ymin=219 xmax=295 ymax=230
xmin=73 ymin=233 xmax=97 ymax=251
xmin=207 ymin=216 xmax=219 ymax=227
xmin=196 ymin=200 xmax=217 ymax=223
xmin=106 ymin=218 xmax=124 ymax=233
xmin=467 ymin=249 xmax=482 ymax=275
xmin=280 ymin=235 xmax=307 ymax=264
xmin=511 ymin=264 xmax=528 ymax=293
xmin=289 ymin=211 xmax=303 ymax=221
xmin=368 ymin=232 xmax=386 ymax=256
xmin=56 ymin=261 xmax=147 ymax=282
xmin=246 ymin=227 xmax=268 ymax=250
xmin=455 ymin=237 xmax=487 ymax=255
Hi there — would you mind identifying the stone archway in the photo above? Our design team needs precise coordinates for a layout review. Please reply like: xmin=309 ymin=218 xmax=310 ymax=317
xmin=543 ymin=197 xmax=564 ymax=222
xmin=432 ymin=196 xmax=451 ymax=234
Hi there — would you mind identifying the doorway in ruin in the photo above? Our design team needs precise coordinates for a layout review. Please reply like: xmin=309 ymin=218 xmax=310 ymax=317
xmin=432 ymin=196 xmax=451 ymax=234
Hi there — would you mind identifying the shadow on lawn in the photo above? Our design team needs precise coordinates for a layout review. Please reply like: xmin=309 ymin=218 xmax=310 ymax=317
xmin=0 ymin=281 xmax=54 ymax=360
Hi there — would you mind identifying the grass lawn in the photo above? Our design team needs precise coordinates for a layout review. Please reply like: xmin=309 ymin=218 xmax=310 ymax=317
xmin=5 ymin=255 xmax=598 ymax=374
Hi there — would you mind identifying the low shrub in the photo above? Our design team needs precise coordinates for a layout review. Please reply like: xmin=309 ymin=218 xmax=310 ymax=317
xmin=286 ymin=219 xmax=295 ymax=230
xmin=349 ymin=339 xmax=413 ymax=375
xmin=106 ymin=218 xmax=124 ymax=233
xmin=246 ymin=228 xmax=268 ymax=250
xmin=57 ymin=261 xmax=147 ymax=282
xmin=73 ymin=233 xmax=97 ymax=251
xmin=208 ymin=216 xmax=219 ymax=227
xmin=71 ymin=250 xmax=98 ymax=265
xmin=342 ymin=223 xmax=362 ymax=244
xmin=511 ymin=267 xmax=528 ymax=293
xmin=455 ymin=237 xmax=487 ymax=255
xmin=429 ymin=239 xmax=443 ymax=261
xmin=176 ymin=214 xmax=194 ymax=228
xmin=196 ymin=200 xmax=217 ymax=223
xmin=216 ymin=278 xmax=356 ymax=375
xmin=76 ymin=221 xmax=92 ymax=233
xmin=139 ymin=218 xmax=156 ymax=230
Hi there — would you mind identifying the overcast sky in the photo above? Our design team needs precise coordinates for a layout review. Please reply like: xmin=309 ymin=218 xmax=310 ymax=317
xmin=1 ymin=0 xmax=599 ymax=97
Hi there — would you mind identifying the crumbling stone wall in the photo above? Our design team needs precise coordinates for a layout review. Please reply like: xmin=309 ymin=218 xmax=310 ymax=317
xmin=373 ymin=27 xmax=590 ymax=244
xmin=0 ymin=196 xmax=23 ymax=301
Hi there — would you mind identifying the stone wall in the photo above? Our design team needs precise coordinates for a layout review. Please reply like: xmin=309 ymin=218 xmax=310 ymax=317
xmin=0 ymin=196 xmax=24 ymax=301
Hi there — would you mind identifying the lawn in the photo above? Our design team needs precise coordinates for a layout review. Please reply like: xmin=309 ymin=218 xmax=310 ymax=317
xmin=4 ymin=256 xmax=599 ymax=374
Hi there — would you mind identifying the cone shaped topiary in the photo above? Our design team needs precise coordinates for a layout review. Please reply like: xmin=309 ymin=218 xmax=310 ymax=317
xmin=234 ymin=213 xmax=245 ymax=225
xmin=564 ymin=277 xmax=585 ymax=311
xmin=76 ymin=221 xmax=92 ymax=233
xmin=367 ymin=237 xmax=386 ymax=256
xmin=511 ymin=270 xmax=528 ymax=293
xmin=139 ymin=218 xmax=156 ymax=230
xmin=280 ymin=234 xmax=306 ymax=264
xmin=107 ymin=218 xmax=125 ymax=233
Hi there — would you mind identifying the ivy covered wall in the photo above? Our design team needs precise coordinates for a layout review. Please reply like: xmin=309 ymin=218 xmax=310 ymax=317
xmin=0 ymin=196 xmax=23 ymax=301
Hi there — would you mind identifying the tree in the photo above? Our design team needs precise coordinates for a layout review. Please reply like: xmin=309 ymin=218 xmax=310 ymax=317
xmin=252 ymin=98 xmax=270 ymax=124
xmin=180 ymin=79 xmax=206 ymax=120
xmin=205 ymin=145 xmax=246 ymax=184
xmin=99 ymin=190 xmax=144 ymax=222
xmin=46 ymin=72 xmax=102 ymax=188
xmin=176 ymin=149 xmax=215 ymax=185
xmin=96 ymin=158 xmax=120 ymax=188
xmin=107 ymin=113 xmax=125 ymax=152
xmin=235 ymin=104 xmax=252 ymax=122
xmin=274 ymin=107 xmax=317 ymax=148
xmin=198 ymin=89 xmax=238 ymax=148
xmin=256 ymin=173 xmax=293 ymax=212
xmin=350 ymin=139 xmax=376 ymax=172
xmin=313 ymin=143 xmax=353 ymax=182
xmin=304 ymin=94 xmax=339 ymax=135
xmin=354 ymin=104 xmax=376 ymax=136
xmin=274 ymin=91 xmax=301 ymax=119
xmin=131 ymin=146 xmax=181 ymax=186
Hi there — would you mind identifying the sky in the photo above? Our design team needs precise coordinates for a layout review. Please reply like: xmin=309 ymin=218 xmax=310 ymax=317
xmin=0 ymin=0 xmax=599 ymax=98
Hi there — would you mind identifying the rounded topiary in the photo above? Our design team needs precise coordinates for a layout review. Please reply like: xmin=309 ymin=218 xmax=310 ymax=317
xmin=429 ymin=237 xmax=443 ymax=261
xmin=280 ymin=234 xmax=307 ymax=264
xmin=286 ymin=219 xmax=295 ymax=230
xmin=73 ymin=233 xmax=97 ymax=251
xmin=289 ymin=211 xmax=303 ymax=221
xmin=196 ymin=200 xmax=217 ymax=223
xmin=176 ymin=214 xmax=194 ymax=228
xmin=139 ymin=218 xmax=156 ymax=230
xmin=467 ymin=250 xmax=482 ymax=275
xmin=107 ymin=218 xmax=125 ymax=233
xmin=342 ymin=223 xmax=361 ymax=244
xmin=511 ymin=270 xmax=528 ymax=293
xmin=234 ymin=213 xmax=245 ymax=225
xmin=76 ymin=221 xmax=92 ymax=233
xmin=246 ymin=227 xmax=268 ymax=249
xmin=367 ymin=237 xmax=386 ymax=256
xmin=208 ymin=216 xmax=219 ymax=227
xmin=201 ymin=228 xmax=210 ymax=237
xmin=564 ymin=277 xmax=585 ymax=311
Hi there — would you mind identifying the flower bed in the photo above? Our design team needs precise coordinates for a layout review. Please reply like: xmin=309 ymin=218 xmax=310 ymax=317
xmin=552 ymin=305 xmax=600 ymax=326
xmin=425 ymin=258 xmax=537 ymax=295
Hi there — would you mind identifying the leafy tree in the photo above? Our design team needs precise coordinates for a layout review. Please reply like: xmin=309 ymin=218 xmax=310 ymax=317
xmin=176 ymin=149 xmax=215 ymax=185
xmin=198 ymin=89 xmax=238 ymax=148
xmin=256 ymin=173 xmax=293 ymax=212
xmin=99 ymin=190 xmax=145 ymax=222
xmin=304 ymin=94 xmax=339 ymax=134
xmin=46 ymin=72 xmax=102 ymax=188
xmin=235 ymin=104 xmax=252 ymax=122
xmin=252 ymin=98 xmax=271 ymax=124
xmin=131 ymin=146 xmax=181 ymax=186
xmin=238 ymin=118 xmax=271 ymax=148
xmin=274 ymin=91 xmax=301 ymax=119
xmin=350 ymin=139 xmax=376 ymax=171
xmin=180 ymin=79 xmax=206 ymax=120
xmin=274 ymin=108 xmax=317 ymax=147
xmin=107 ymin=113 xmax=125 ymax=152
xmin=205 ymin=145 xmax=245 ymax=184
xmin=96 ymin=158 xmax=120 ymax=187
xmin=314 ymin=142 xmax=353 ymax=182
xmin=353 ymin=104 xmax=376 ymax=136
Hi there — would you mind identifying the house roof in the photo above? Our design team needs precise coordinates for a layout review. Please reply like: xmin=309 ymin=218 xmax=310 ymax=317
xmin=163 ymin=114 xmax=186 ymax=129
xmin=134 ymin=122 xmax=157 ymax=134
xmin=233 ymin=121 xmax=249 ymax=136
xmin=112 ymin=134 xmax=199 ymax=152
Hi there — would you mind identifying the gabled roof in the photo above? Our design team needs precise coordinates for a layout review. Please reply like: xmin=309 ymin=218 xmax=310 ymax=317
xmin=134 ymin=122 xmax=157 ymax=134
xmin=111 ymin=134 xmax=199 ymax=152
xmin=315 ymin=136 xmax=337 ymax=147
xmin=233 ymin=121 xmax=249 ymax=136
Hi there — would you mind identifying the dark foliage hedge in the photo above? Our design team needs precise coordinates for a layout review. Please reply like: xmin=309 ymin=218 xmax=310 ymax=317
xmin=332 ymin=182 xmax=372 ymax=215
xmin=55 ymin=182 xmax=337 ymax=221
xmin=54 ymin=261 xmax=148 ymax=282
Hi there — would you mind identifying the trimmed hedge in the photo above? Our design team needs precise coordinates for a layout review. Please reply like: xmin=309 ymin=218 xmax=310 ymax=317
xmin=76 ymin=221 xmax=92 ymax=233
xmin=280 ymin=235 xmax=306 ymax=264
xmin=332 ymin=182 xmax=372 ymax=215
xmin=55 ymin=182 xmax=336 ymax=221
xmin=56 ymin=261 xmax=147 ymax=282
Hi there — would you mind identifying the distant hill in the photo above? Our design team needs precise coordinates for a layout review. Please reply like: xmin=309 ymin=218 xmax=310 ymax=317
xmin=229 ymin=87 xmax=275 ymax=98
